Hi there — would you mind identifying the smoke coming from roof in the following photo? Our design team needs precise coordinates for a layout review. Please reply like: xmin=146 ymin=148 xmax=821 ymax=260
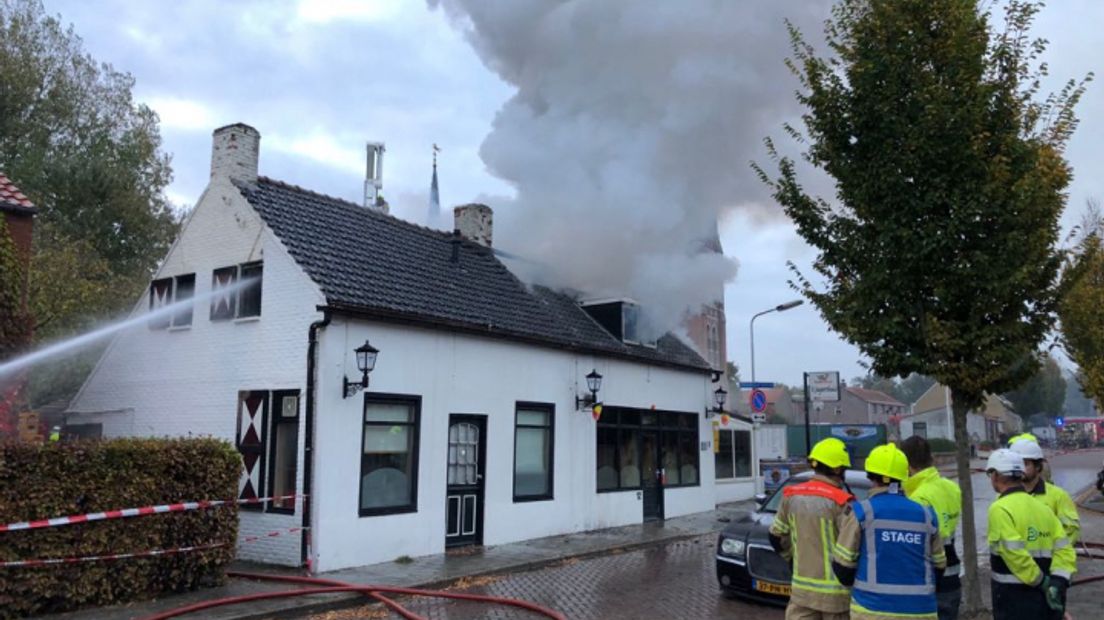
xmin=430 ymin=0 xmax=829 ymax=336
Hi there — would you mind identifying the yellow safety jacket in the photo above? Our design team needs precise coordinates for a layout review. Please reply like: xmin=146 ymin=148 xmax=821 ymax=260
xmin=769 ymin=474 xmax=853 ymax=613
xmin=1028 ymin=480 xmax=1080 ymax=543
xmin=988 ymin=487 xmax=1076 ymax=588
xmin=905 ymin=466 xmax=962 ymax=587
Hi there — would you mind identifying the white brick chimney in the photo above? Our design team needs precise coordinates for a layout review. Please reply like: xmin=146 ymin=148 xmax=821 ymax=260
xmin=210 ymin=123 xmax=260 ymax=183
xmin=453 ymin=203 xmax=493 ymax=248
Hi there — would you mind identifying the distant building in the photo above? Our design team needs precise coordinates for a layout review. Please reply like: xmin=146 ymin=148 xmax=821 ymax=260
xmin=900 ymin=382 xmax=1018 ymax=444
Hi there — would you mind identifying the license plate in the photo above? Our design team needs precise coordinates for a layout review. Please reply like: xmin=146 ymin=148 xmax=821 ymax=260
xmin=753 ymin=580 xmax=791 ymax=596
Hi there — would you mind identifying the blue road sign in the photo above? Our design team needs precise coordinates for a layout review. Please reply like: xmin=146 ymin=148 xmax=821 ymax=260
xmin=751 ymin=389 xmax=768 ymax=413
xmin=739 ymin=382 xmax=776 ymax=389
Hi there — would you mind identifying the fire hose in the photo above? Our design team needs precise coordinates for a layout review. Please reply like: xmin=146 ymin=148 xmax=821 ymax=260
xmin=140 ymin=570 xmax=568 ymax=620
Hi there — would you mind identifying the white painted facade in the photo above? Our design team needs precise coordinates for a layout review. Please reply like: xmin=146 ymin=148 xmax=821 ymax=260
xmin=68 ymin=125 xmax=753 ymax=572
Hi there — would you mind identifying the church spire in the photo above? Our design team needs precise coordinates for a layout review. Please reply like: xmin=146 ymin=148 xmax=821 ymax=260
xmin=428 ymin=144 xmax=441 ymax=226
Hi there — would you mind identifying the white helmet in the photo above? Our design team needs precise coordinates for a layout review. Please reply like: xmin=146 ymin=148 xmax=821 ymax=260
xmin=1009 ymin=439 xmax=1044 ymax=460
xmin=986 ymin=449 xmax=1025 ymax=475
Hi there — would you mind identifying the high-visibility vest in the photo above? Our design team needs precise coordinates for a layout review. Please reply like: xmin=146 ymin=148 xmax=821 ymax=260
xmin=1029 ymin=481 xmax=1080 ymax=543
xmin=905 ymin=466 xmax=962 ymax=584
xmin=848 ymin=490 xmax=944 ymax=618
xmin=988 ymin=488 xmax=1075 ymax=588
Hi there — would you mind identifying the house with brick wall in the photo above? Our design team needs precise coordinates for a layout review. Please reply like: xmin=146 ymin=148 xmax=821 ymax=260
xmin=67 ymin=123 xmax=752 ymax=571
xmin=0 ymin=172 xmax=36 ymax=439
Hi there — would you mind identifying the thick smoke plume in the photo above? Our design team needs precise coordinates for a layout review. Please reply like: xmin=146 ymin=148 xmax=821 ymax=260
xmin=430 ymin=0 xmax=829 ymax=337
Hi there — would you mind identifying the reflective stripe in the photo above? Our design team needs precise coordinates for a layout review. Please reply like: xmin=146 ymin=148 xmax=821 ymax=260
xmin=1054 ymin=537 xmax=1070 ymax=549
xmin=792 ymin=575 xmax=850 ymax=593
xmin=851 ymin=600 xmax=938 ymax=619
xmin=1028 ymin=548 xmax=1052 ymax=558
xmin=944 ymin=564 xmax=961 ymax=577
xmin=1052 ymin=569 xmax=1072 ymax=580
xmin=833 ymin=542 xmax=859 ymax=562
xmin=860 ymin=500 xmax=878 ymax=584
xmin=855 ymin=578 xmax=935 ymax=596
xmin=1000 ymin=540 xmax=1025 ymax=550
xmin=873 ymin=519 xmax=935 ymax=534
xmin=991 ymin=572 xmax=1026 ymax=584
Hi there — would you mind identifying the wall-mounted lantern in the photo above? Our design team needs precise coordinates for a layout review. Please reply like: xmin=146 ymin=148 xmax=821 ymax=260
xmin=343 ymin=339 xmax=379 ymax=399
xmin=576 ymin=369 xmax=603 ymax=411
xmin=706 ymin=386 xmax=727 ymax=418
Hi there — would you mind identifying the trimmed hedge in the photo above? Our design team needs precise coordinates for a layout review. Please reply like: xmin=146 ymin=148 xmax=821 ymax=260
xmin=0 ymin=438 xmax=240 ymax=617
xmin=926 ymin=438 xmax=957 ymax=454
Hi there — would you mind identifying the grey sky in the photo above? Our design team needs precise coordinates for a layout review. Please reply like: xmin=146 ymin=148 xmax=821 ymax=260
xmin=42 ymin=0 xmax=1104 ymax=393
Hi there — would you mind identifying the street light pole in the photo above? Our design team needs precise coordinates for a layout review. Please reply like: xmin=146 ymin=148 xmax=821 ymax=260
xmin=747 ymin=299 xmax=804 ymax=493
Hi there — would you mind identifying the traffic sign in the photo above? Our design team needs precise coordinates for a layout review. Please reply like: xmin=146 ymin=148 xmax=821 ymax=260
xmin=739 ymin=382 xmax=776 ymax=389
xmin=752 ymin=412 xmax=766 ymax=424
xmin=750 ymin=389 xmax=768 ymax=413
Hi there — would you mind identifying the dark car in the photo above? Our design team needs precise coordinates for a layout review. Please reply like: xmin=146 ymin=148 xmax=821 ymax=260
xmin=715 ymin=471 xmax=873 ymax=605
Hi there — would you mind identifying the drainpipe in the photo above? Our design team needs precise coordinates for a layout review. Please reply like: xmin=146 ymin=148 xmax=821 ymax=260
xmin=302 ymin=309 xmax=332 ymax=570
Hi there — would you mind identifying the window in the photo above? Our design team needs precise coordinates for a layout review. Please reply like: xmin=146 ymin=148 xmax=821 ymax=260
xmin=621 ymin=303 xmax=657 ymax=348
xmin=514 ymin=403 xmax=554 ymax=501
xmin=236 ymin=389 xmax=301 ymax=514
xmin=148 ymin=273 xmax=196 ymax=329
xmin=913 ymin=422 xmax=928 ymax=439
xmin=595 ymin=409 xmax=699 ymax=491
xmin=715 ymin=428 xmax=752 ymax=480
xmin=360 ymin=394 xmax=420 ymax=516
xmin=211 ymin=261 xmax=263 ymax=321
xmin=267 ymin=391 xmax=300 ymax=513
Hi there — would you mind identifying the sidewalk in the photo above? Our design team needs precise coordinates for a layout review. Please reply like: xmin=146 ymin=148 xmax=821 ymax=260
xmin=48 ymin=500 xmax=753 ymax=620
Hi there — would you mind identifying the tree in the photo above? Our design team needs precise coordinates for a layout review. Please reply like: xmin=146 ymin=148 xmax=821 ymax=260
xmin=0 ymin=0 xmax=180 ymax=402
xmin=0 ymin=218 xmax=33 ymax=435
xmin=1059 ymin=203 xmax=1104 ymax=409
xmin=1003 ymin=354 xmax=1066 ymax=418
xmin=897 ymin=373 xmax=936 ymax=405
xmin=757 ymin=1 xmax=1089 ymax=612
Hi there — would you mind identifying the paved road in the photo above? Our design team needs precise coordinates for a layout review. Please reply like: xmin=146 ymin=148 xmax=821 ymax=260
xmin=306 ymin=534 xmax=783 ymax=620
xmin=304 ymin=450 xmax=1104 ymax=620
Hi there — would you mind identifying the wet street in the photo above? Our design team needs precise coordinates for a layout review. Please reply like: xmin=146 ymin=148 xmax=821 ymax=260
xmin=303 ymin=450 xmax=1103 ymax=620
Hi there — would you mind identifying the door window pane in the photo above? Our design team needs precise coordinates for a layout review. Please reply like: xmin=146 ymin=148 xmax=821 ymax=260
xmin=619 ymin=431 xmax=640 ymax=487
xmin=268 ymin=391 xmax=299 ymax=512
xmin=597 ymin=427 xmax=618 ymax=490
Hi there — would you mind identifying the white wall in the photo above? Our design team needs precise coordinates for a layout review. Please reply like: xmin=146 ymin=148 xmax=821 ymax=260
xmin=68 ymin=178 xmax=326 ymax=566
xmin=310 ymin=318 xmax=721 ymax=572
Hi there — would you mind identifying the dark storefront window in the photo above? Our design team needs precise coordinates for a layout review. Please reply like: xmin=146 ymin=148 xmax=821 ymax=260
xmin=595 ymin=408 xmax=699 ymax=491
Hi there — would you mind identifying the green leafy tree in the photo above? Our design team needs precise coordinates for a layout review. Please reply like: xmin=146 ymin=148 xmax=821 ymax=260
xmin=1003 ymin=354 xmax=1066 ymax=418
xmin=1063 ymin=370 xmax=1094 ymax=416
xmin=897 ymin=373 xmax=936 ymax=405
xmin=0 ymin=0 xmax=180 ymax=402
xmin=1059 ymin=204 xmax=1104 ymax=410
xmin=0 ymin=218 xmax=33 ymax=435
xmin=757 ymin=0 xmax=1089 ymax=611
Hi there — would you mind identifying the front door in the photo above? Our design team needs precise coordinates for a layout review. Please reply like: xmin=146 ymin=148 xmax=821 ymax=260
xmin=641 ymin=430 xmax=664 ymax=521
xmin=445 ymin=415 xmax=486 ymax=547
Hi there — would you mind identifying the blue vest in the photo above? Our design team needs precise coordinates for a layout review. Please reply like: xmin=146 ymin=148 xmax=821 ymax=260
xmin=851 ymin=489 xmax=939 ymax=616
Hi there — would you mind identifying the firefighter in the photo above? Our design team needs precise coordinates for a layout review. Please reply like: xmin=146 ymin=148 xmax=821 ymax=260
xmin=769 ymin=437 xmax=854 ymax=620
xmin=831 ymin=443 xmax=945 ymax=620
xmin=48 ymin=425 xmax=60 ymax=442
xmin=986 ymin=448 xmax=1076 ymax=620
xmin=1009 ymin=437 xmax=1079 ymax=542
xmin=900 ymin=436 xmax=962 ymax=620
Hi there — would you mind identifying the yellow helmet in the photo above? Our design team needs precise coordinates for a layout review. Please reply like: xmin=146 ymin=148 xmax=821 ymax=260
xmin=1008 ymin=433 xmax=1038 ymax=447
xmin=866 ymin=443 xmax=910 ymax=482
xmin=809 ymin=437 xmax=851 ymax=469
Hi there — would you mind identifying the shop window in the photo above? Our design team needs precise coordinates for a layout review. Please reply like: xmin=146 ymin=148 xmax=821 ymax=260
xmin=514 ymin=402 xmax=554 ymax=501
xmin=715 ymin=428 xmax=752 ymax=480
xmin=595 ymin=409 xmax=700 ymax=492
xmin=360 ymin=394 xmax=420 ymax=516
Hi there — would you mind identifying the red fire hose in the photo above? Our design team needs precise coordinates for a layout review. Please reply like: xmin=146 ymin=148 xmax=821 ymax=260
xmin=139 ymin=570 xmax=568 ymax=620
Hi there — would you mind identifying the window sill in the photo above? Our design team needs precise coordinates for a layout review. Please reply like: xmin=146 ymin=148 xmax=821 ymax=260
xmin=716 ymin=477 xmax=755 ymax=484
xmin=513 ymin=495 xmax=554 ymax=503
xmin=359 ymin=506 xmax=417 ymax=518
xmin=234 ymin=316 xmax=262 ymax=324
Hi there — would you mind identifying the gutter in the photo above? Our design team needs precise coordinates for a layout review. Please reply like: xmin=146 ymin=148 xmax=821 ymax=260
xmin=302 ymin=309 xmax=332 ymax=570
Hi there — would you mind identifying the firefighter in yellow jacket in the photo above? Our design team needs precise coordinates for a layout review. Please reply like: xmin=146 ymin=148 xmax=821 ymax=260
xmin=769 ymin=438 xmax=854 ymax=620
xmin=986 ymin=449 xmax=1076 ymax=620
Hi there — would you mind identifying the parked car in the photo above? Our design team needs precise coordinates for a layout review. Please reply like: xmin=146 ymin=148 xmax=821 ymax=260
xmin=715 ymin=470 xmax=873 ymax=605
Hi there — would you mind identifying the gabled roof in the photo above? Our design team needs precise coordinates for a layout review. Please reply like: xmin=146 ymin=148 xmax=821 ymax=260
xmin=235 ymin=177 xmax=710 ymax=372
xmin=0 ymin=172 xmax=35 ymax=215
xmin=847 ymin=387 xmax=904 ymax=407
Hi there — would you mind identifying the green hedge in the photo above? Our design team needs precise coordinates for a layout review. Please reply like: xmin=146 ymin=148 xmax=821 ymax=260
xmin=926 ymin=438 xmax=957 ymax=454
xmin=0 ymin=438 xmax=240 ymax=617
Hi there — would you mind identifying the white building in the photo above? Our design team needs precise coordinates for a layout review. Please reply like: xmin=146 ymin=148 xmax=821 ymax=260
xmin=67 ymin=123 xmax=753 ymax=572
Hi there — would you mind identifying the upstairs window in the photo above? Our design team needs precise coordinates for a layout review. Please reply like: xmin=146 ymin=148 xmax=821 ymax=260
xmin=622 ymin=303 xmax=657 ymax=348
xmin=148 ymin=273 xmax=196 ymax=329
xmin=211 ymin=261 xmax=263 ymax=321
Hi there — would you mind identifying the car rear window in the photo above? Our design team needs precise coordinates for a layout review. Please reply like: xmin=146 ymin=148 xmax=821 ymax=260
xmin=762 ymin=479 xmax=869 ymax=512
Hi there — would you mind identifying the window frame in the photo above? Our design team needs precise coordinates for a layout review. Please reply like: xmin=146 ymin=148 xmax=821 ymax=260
xmin=148 ymin=273 xmax=196 ymax=330
xmin=714 ymin=427 xmax=753 ymax=481
xmin=513 ymin=401 xmax=555 ymax=503
xmin=265 ymin=390 xmax=301 ymax=515
xmin=210 ymin=261 xmax=264 ymax=321
xmin=238 ymin=261 xmax=263 ymax=318
xmin=595 ymin=408 xmax=700 ymax=493
xmin=359 ymin=392 xmax=422 ymax=517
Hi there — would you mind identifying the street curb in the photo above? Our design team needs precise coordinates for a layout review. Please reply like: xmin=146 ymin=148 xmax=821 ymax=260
xmin=216 ymin=529 xmax=720 ymax=620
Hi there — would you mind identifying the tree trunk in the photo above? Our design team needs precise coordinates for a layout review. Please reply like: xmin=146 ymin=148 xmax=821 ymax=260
xmin=951 ymin=389 xmax=983 ymax=615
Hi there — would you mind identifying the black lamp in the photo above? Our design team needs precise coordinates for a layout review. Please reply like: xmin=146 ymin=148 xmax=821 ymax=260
xmin=707 ymin=386 xmax=727 ymax=418
xmin=343 ymin=339 xmax=379 ymax=398
xmin=577 ymin=369 xmax=603 ymax=410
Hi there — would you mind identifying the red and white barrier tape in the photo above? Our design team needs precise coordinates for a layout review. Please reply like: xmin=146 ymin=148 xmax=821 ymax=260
xmin=0 ymin=494 xmax=306 ymax=533
xmin=0 ymin=526 xmax=309 ymax=568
